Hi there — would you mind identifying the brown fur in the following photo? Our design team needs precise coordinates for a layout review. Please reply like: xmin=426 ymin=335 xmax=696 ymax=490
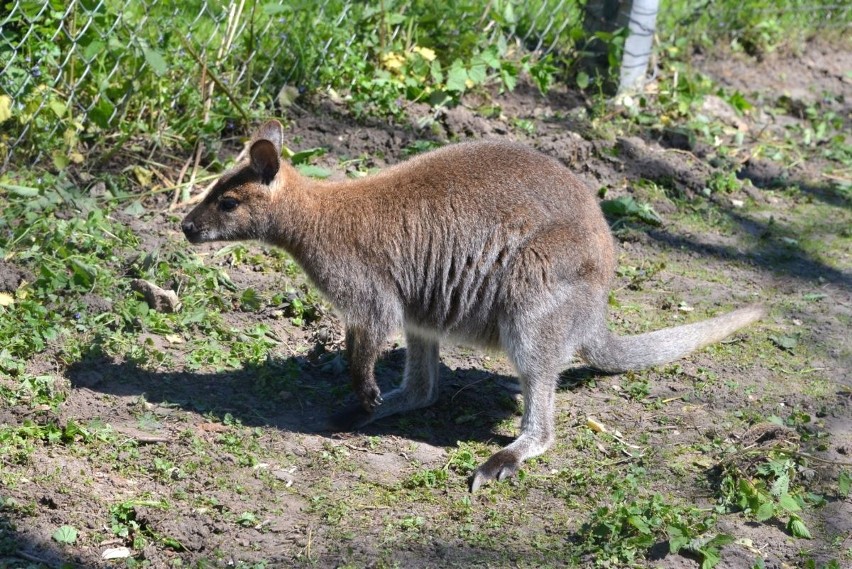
xmin=182 ymin=120 xmax=764 ymax=491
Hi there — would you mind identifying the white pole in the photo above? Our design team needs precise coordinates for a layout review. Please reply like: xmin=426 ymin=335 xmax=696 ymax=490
xmin=618 ymin=0 xmax=659 ymax=93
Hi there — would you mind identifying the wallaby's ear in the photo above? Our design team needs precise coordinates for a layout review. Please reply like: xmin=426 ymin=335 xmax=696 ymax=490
xmin=249 ymin=120 xmax=284 ymax=184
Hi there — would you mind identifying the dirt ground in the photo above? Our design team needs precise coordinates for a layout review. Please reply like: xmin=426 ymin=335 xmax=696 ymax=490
xmin=1 ymin=40 xmax=851 ymax=568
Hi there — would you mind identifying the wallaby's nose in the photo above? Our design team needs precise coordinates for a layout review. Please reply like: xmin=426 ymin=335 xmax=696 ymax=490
xmin=181 ymin=220 xmax=199 ymax=242
xmin=181 ymin=220 xmax=203 ymax=244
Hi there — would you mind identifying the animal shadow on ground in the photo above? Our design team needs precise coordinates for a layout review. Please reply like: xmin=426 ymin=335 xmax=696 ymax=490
xmin=64 ymin=344 xmax=584 ymax=450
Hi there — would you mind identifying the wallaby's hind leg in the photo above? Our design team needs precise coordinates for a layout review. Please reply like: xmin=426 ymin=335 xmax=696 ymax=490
xmin=469 ymin=360 xmax=561 ymax=492
xmin=331 ymin=331 xmax=440 ymax=430
xmin=470 ymin=308 xmax=582 ymax=492
xmin=468 ymin=224 xmax=607 ymax=491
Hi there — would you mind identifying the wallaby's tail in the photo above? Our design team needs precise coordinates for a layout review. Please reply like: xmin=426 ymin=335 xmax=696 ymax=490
xmin=580 ymin=305 xmax=766 ymax=373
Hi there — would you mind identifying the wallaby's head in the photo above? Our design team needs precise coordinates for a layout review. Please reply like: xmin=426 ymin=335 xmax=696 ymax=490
xmin=181 ymin=120 xmax=288 ymax=245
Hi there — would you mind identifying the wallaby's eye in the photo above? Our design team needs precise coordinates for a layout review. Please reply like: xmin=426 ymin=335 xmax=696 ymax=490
xmin=219 ymin=197 xmax=239 ymax=212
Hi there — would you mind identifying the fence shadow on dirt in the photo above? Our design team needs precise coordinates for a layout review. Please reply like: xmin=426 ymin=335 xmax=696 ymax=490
xmin=650 ymin=198 xmax=850 ymax=291
xmin=612 ymin=146 xmax=852 ymax=292
xmin=0 ymin=523 xmax=93 ymax=568
xmin=2 ymin=512 xmax=610 ymax=569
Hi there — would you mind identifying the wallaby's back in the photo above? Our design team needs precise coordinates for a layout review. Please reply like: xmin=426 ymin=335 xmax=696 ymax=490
xmin=306 ymin=140 xmax=616 ymax=345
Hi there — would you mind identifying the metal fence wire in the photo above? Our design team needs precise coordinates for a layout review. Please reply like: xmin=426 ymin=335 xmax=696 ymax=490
xmin=1 ymin=0 xmax=850 ymax=171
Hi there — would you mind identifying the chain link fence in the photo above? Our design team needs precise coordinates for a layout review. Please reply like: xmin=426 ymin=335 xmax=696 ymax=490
xmin=0 ymin=0 xmax=592 ymax=170
xmin=0 ymin=0 xmax=370 ymax=169
xmin=1 ymin=0 xmax=850 ymax=171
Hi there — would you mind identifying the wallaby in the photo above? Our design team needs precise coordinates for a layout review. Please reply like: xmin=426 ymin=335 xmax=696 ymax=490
xmin=181 ymin=120 xmax=764 ymax=491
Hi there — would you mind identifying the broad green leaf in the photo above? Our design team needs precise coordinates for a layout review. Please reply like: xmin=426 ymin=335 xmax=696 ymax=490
xmin=289 ymin=147 xmax=326 ymax=165
xmin=236 ymin=511 xmax=258 ymax=526
xmin=728 ymin=91 xmax=753 ymax=114
xmin=49 ymin=99 xmax=66 ymax=118
xmin=83 ymin=39 xmax=105 ymax=61
xmin=480 ymin=47 xmax=501 ymax=69
xmin=52 ymin=525 xmax=78 ymax=544
xmin=240 ymin=288 xmax=262 ymax=311
xmin=770 ymin=335 xmax=797 ymax=351
xmin=131 ymin=165 xmax=154 ymax=186
xmin=142 ymin=46 xmax=168 ymax=76
xmin=500 ymin=63 xmax=518 ymax=92
xmin=787 ymin=515 xmax=811 ymax=539
xmin=276 ymin=85 xmax=300 ymax=109
xmin=601 ymin=195 xmax=662 ymax=226
xmin=445 ymin=60 xmax=468 ymax=92
xmin=705 ymin=534 xmax=735 ymax=548
xmin=770 ymin=473 xmax=790 ymax=497
xmin=122 ymin=200 xmax=146 ymax=217
xmin=52 ymin=150 xmax=69 ymax=170
xmin=0 ymin=183 xmax=39 ymax=197
xmin=468 ymin=58 xmax=488 ymax=85
xmin=430 ymin=59 xmax=443 ymax=84
xmin=576 ymin=71 xmax=590 ymax=89
xmin=700 ymin=548 xmax=721 ymax=569
xmin=71 ymin=259 xmax=96 ymax=288
xmin=628 ymin=515 xmax=650 ymax=534
xmin=838 ymin=470 xmax=851 ymax=497
xmin=89 ymin=98 xmax=115 ymax=129
xmin=755 ymin=501 xmax=775 ymax=521
xmin=777 ymin=493 xmax=801 ymax=512
xmin=295 ymin=164 xmax=331 ymax=179
xmin=667 ymin=524 xmax=689 ymax=554
xmin=502 ymin=1 xmax=516 ymax=24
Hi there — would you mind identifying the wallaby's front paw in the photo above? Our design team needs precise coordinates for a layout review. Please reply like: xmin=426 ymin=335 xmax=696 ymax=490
xmin=328 ymin=404 xmax=373 ymax=432
xmin=469 ymin=449 xmax=521 ymax=492
xmin=357 ymin=385 xmax=383 ymax=413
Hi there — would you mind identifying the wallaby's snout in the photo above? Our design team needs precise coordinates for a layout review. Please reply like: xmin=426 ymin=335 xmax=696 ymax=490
xmin=178 ymin=119 xmax=287 ymax=247
xmin=181 ymin=217 xmax=200 ymax=243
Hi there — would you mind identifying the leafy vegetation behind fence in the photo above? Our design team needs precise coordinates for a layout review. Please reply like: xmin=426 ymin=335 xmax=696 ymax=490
xmin=2 ymin=0 xmax=849 ymax=169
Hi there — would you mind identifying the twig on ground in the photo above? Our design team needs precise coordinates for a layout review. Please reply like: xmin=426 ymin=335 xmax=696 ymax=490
xmin=169 ymin=142 xmax=204 ymax=211
xmin=169 ymin=151 xmax=195 ymax=210
xmin=13 ymin=551 xmax=54 ymax=567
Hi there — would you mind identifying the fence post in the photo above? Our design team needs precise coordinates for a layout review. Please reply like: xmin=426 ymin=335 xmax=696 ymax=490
xmin=618 ymin=0 xmax=659 ymax=93
xmin=582 ymin=0 xmax=659 ymax=94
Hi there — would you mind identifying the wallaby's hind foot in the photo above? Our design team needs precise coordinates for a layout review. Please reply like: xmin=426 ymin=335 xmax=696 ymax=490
xmin=469 ymin=426 xmax=556 ymax=492
xmin=356 ymin=386 xmax=383 ymax=414
xmin=470 ymin=449 xmax=522 ymax=492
